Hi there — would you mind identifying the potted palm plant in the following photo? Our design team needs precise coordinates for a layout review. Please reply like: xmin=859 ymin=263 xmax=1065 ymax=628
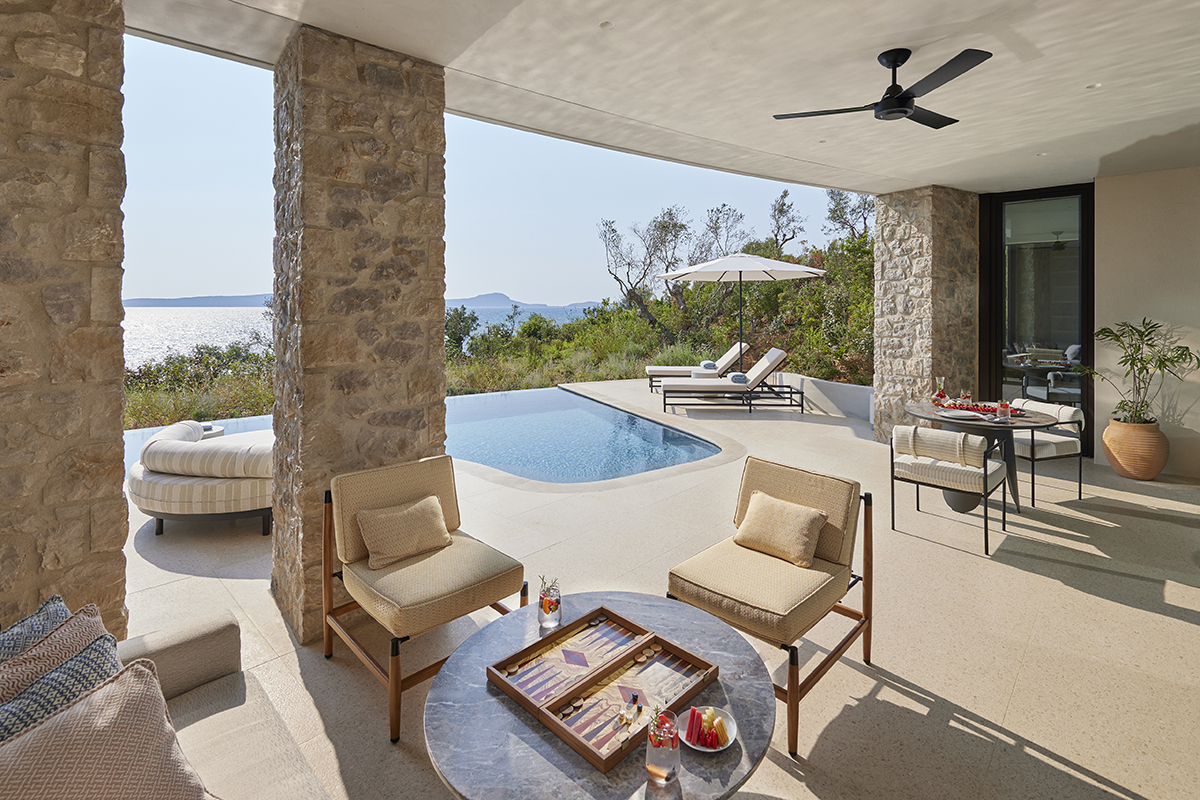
xmin=1075 ymin=318 xmax=1200 ymax=480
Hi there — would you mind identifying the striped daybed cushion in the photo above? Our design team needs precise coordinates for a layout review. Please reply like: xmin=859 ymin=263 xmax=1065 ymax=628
xmin=892 ymin=425 xmax=1004 ymax=494
xmin=127 ymin=422 xmax=274 ymax=516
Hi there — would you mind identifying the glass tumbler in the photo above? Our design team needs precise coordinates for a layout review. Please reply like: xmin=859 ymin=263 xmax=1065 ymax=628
xmin=538 ymin=584 xmax=561 ymax=629
xmin=646 ymin=710 xmax=680 ymax=785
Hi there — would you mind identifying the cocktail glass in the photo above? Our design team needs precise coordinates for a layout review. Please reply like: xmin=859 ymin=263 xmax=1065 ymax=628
xmin=646 ymin=710 xmax=680 ymax=785
xmin=538 ymin=581 xmax=561 ymax=629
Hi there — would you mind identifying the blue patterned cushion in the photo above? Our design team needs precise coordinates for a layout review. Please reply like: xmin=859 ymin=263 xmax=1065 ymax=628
xmin=0 ymin=633 xmax=120 ymax=743
xmin=700 ymin=360 xmax=718 ymax=370
xmin=729 ymin=372 xmax=749 ymax=384
xmin=0 ymin=596 xmax=70 ymax=665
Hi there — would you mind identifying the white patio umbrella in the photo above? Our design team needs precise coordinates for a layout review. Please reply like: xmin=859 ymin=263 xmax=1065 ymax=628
xmin=660 ymin=253 xmax=825 ymax=370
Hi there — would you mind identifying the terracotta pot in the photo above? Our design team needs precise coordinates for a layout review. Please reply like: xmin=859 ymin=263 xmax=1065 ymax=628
xmin=1102 ymin=419 xmax=1170 ymax=480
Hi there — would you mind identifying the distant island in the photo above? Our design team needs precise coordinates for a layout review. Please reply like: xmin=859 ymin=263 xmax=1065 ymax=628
xmin=124 ymin=293 xmax=271 ymax=308
xmin=124 ymin=291 xmax=600 ymax=309
xmin=446 ymin=292 xmax=599 ymax=309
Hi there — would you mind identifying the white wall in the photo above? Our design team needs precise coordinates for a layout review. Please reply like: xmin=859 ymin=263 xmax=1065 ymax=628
xmin=1094 ymin=166 xmax=1200 ymax=478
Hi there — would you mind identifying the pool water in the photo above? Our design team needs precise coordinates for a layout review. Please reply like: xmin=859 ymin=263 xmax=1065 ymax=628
xmin=446 ymin=388 xmax=720 ymax=483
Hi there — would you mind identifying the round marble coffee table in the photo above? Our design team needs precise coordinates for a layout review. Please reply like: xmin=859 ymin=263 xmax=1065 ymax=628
xmin=425 ymin=591 xmax=775 ymax=800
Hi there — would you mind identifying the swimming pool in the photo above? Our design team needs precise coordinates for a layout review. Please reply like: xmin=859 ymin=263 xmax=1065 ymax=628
xmin=446 ymin=388 xmax=720 ymax=483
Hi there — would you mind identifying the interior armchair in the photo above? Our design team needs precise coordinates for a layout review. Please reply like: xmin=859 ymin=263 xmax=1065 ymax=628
xmin=667 ymin=456 xmax=872 ymax=757
xmin=323 ymin=455 xmax=527 ymax=741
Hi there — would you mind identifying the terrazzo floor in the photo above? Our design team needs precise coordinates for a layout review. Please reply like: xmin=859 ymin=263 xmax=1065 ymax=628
xmin=123 ymin=379 xmax=1200 ymax=800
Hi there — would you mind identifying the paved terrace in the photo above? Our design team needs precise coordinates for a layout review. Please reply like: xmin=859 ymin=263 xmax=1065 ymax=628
xmin=123 ymin=379 xmax=1200 ymax=800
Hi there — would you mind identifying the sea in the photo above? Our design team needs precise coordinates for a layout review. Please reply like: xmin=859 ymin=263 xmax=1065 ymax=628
xmin=121 ymin=304 xmax=594 ymax=368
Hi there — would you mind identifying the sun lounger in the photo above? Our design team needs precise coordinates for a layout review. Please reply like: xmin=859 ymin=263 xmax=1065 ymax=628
xmin=660 ymin=347 xmax=804 ymax=413
xmin=644 ymin=342 xmax=748 ymax=389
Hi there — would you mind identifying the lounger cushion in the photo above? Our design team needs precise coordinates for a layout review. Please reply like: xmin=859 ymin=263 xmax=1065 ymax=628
xmin=127 ymin=461 xmax=273 ymax=516
xmin=893 ymin=454 xmax=1005 ymax=494
xmin=342 ymin=531 xmax=524 ymax=639
xmin=0 ymin=660 xmax=215 ymax=800
xmin=141 ymin=425 xmax=273 ymax=479
xmin=357 ymin=495 xmax=453 ymax=569
xmin=645 ymin=365 xmax=701 ymax=378
xmin=660 ymin=377 xmax=750 ymax=392
xmin=1012 ymin=430 xmax=1082 ymax=459
xmin=669 ymin=537 xmax=849 ymax=648
xmin=734 ymin=490 xmax=826 ymax=568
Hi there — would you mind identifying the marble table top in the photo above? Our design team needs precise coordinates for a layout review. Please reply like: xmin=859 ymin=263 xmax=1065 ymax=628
xmin=425 ymin=591 xmax=776 ymax=800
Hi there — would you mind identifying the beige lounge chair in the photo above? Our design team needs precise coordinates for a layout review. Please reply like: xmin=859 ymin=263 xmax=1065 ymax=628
xmin=668 ymin=456 xmax=872 ymax=757
xmin=323 ymin=455 xmax=526 ymax=741
xmin=660 ymin=347 xmax=803 ymax=413
xmin=644 ymin=342 xmax=748 ymax=389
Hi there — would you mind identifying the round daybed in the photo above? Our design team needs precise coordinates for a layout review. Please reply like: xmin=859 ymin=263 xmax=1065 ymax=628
xmin=127 ymin=420 xmax=275 ymax=536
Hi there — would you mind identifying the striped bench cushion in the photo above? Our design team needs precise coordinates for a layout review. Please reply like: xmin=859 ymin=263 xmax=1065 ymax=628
xmin=141 ymin=426 xmax=274 ymax=479
xmin=894 ymin=454 xmax=1006 ymax=494
xmin=127 ymin=462 xmax=272 ymax=516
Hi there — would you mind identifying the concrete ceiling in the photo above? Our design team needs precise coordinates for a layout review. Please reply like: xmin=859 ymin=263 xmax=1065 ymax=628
xmin=126 ymin=0 xmax=1200 ymax=195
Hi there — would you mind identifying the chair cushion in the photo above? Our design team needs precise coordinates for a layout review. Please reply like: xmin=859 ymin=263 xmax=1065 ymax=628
xmin=893 ymin=454 xmax=1005 ymax=494
xmin=0 ymin=604 xmax=107 ymax=704
xmin=734 ymin=490 xmax=826 ymax=568
xmin=669 ymin=537 xmax=849 ymax=648
xmin=1011 ymin=398 xmax=1086 ymax=430
xmin=892 ymin=425 xmax=988 ymax=468
xmin=1012 ymin=430 xmax=1082 ymax=459
xmin=358 ymin=495 xmax=453 ymax=570
xmin=0 ymin=660 xmax=216 ymax=800
xmin=0 ymin=632 xmax=120 ymax=742
xmin=342 ymin=531 xmax=524 ymax=639
xmin=127 ymin=461 xmax=273 ymax=516
xmin=141 ymin=427 xmax=274 ymax=479
xmin=0 ymin=596 xmax=70 ymax=665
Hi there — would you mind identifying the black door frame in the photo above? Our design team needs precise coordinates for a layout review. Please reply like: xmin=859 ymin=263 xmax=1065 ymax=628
xmin=979 ymin=183 xmax=1095 ymax=457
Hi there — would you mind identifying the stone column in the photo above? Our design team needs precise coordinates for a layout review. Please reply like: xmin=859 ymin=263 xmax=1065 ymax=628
xmin=0 ymin=0 xmax=127 ymax=634
xmin=272 ymin=27 xmax=447 ymax=642
xmin=873 ymin=185 xmax=979 ymax=442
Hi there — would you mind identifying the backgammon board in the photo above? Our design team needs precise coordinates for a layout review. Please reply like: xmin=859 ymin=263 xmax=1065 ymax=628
xmin=486 ymin=606 xmax=718 ymax=773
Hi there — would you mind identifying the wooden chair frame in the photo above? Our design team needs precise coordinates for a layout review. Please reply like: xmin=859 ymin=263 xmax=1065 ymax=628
xmin=890 ymin=435 xmax=1007 ymax=555
xmin=322 ymin=490 xmax=528 ymax=741
xmin=670 ymin=492 xmax=872 ymax=758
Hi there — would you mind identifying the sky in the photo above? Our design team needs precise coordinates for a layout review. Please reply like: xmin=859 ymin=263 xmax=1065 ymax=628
xmin=122 ymin=36 xmax=834 ymax=306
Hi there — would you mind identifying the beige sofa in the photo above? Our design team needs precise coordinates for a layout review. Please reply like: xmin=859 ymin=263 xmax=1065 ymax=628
xmin=116 ymin=612 xmax=329 ymax=800
xmin=126 ymin=420 xmax=274 ymax=536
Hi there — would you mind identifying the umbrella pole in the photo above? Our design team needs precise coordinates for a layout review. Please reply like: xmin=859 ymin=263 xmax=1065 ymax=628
xmin=738 ymin=273 xmax=744 ymax=371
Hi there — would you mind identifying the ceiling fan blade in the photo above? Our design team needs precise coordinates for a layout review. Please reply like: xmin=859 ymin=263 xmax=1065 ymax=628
xmin=908 ymin=105 xmax=958 ymax=129
xmin=773 ymin=103 xmax=874 ymax=120
xmin=902 ymin=49 xmax=992 ymax=98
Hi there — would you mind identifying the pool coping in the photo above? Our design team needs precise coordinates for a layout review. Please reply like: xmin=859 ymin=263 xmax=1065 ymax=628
xmin=449 ymin=383 xmax=748 ymax=494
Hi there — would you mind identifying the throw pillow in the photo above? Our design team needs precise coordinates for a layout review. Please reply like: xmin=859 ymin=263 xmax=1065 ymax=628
xmin=358 ymin=495 xmax=453 ymax=569
xmin=0 ymin=596 xmax=70 ymax=665
xmin=729 ymin=372 xmax=748 ymax=384
xmin=700 ymin=360 xmax=718 ymax=370
xmin=0 ymin=633 xmax=120 ymax=743
xmin=0 ymin=604 xmax=108 ymax=704
xmin=0 ymin=659 xmax=216 ymax=800
xmin=734 ymin=490 xmax=827 ymax=568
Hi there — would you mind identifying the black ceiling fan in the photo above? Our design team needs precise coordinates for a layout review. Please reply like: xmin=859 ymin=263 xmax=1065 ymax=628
xmin=774 ymin=48 xmax=992 ymax=129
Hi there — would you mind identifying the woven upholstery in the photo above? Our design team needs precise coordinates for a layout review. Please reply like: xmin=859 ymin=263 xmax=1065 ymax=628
xmin=733 ymin=457 xmax=861 ymax=567
xmin=1012 ymin=430 xmax=1083 ymax=459
xmin=670 ymin=539 xmax=850 ymax=648
xmin=331 ymin=455 xmax=462 ymax=566
xmin=141 ymin=424 xmax=273 ymax=479
xmin=0 ymin=633 xmax=120 ymax=742
xmin=342 ymin=531 xmax=524 ymax=639
xmin=0 ymin=660 xmax=215 ymax=800
xmin=0 ymin=596 xmax=70 ymax=665
xmin=0 ymin=604 xmax=107 ymax=704
xmin=893 ymin=454 xmax=1006 ymax=493
xmin=645 ymin=342 xmax=747 ymax=378
xmin=892 ymin=425 xmax=988 ymax=468
xmin=127 ymin=461 xmax=273 ymax=515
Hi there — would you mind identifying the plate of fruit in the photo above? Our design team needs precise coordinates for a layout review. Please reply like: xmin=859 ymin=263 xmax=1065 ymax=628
xmin=683 ymin=706 xmax=736 ymax=752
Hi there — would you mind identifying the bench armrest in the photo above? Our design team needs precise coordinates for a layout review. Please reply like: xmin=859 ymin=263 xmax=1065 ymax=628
xmin=116 ymin=610 xmax=241 ymax=700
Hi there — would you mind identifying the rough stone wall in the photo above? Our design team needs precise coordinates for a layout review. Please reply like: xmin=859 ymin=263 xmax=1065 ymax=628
xmin=0 ymin=0 xmax=127 ymax=634
xmin=873 ymin=185 xmax=979 ymax=442
xmin=272 ymin=26 xmax=447 ymax=642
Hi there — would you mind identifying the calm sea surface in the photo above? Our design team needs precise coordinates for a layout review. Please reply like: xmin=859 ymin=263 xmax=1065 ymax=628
xmin=122 ymin=305 xmax=592 ymax=368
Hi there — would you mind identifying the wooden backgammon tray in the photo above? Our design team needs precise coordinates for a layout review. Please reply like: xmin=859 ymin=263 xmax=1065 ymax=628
xmin=486 ymin=606 xmax=718 ymax=773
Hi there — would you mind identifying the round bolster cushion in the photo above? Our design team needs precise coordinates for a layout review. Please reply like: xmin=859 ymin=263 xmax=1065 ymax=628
xmin=141 ymin=426 xmax=274 ymax=479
